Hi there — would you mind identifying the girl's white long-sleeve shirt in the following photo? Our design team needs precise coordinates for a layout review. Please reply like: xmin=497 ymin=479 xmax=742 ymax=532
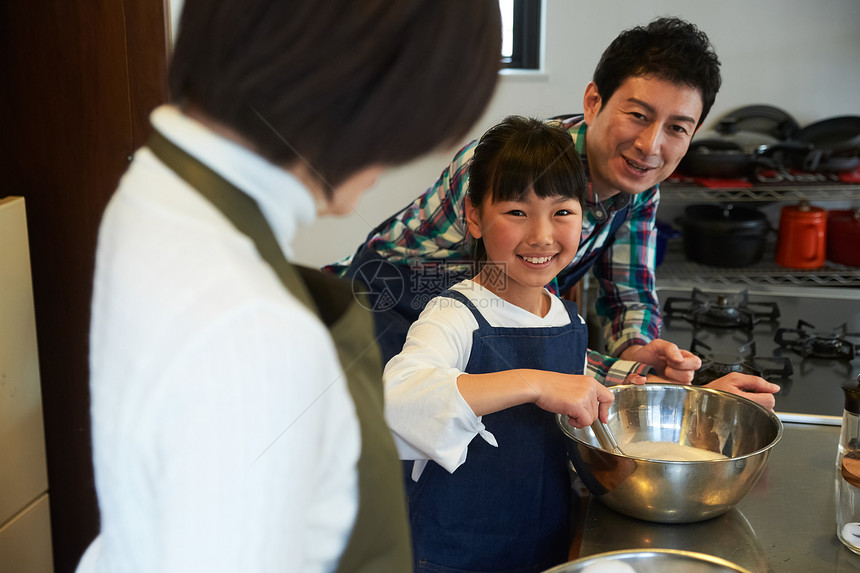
xmin=383 ymin=279 xmax=587 ymax=480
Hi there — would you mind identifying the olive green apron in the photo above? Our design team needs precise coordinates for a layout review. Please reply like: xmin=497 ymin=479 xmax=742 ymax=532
xmin=147 ymin=130 xmax=412 ymax=572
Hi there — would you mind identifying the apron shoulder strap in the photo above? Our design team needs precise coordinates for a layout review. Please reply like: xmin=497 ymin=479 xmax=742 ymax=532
xmin=439 ymin=288 xmax=491 ymax=329
xmin=147 ymin=129 xmax=318 ymax=314
xmin=558 ymin=296 xmax=581 ymax=323
xmin=145 ymin=129 xmax=413 ymax=572
xmin=294 ymin=265 xmax=354 ymax=327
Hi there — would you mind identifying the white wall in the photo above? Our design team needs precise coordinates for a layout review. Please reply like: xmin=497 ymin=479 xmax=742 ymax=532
xmin=291 ymin=0 xmax=860 ymax=268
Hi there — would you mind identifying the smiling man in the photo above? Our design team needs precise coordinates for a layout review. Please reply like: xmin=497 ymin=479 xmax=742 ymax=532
xmin=329 ymin=17 xmax=780 ymax=408
xmin=582 ymin=77 xmax=702 ymax=200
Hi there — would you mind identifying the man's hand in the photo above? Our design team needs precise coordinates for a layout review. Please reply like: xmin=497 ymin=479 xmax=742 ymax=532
xmin=703 ymin=373 xmax=780 ymax=410
xmin=640 ymin=371 xmax=780 ymax=410
xmin=619 ymin=339 xmax=702 ymax=384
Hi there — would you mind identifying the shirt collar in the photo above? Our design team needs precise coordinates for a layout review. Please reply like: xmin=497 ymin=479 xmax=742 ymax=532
xmin=148 ymin=105 xmax=316 ymax=259
xmin=568 ymin=118 xmax=635 ymax=216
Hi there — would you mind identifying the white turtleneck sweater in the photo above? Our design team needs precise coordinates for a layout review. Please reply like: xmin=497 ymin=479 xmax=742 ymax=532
xmin=78 ymin=106 xmax=360 ymax=573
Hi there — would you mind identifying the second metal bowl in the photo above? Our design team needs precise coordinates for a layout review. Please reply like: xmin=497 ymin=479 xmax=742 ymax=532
xmin=542 ymin=548 xmax=753 ymax=572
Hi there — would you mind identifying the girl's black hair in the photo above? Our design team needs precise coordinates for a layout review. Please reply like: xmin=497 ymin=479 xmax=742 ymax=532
xmin=466 ymin=115 xmax=587 ymax=262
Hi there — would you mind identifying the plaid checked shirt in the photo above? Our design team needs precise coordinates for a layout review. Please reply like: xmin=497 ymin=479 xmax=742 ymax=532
xmin=328 ymin=117 xmax=661 ymax=384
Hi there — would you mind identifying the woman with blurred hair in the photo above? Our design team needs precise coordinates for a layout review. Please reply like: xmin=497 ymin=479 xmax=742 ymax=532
xmin=77 ymin=1 xmax=500 ymax=572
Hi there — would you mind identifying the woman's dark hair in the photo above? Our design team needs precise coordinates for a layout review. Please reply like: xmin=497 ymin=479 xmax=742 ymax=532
xmin=467 ymin=115 xmax=587 ymax=261
xmin=592 ymin=17 xmax=721 ymax=128
xmin=168 ymin=0 xmax=501 ymax=193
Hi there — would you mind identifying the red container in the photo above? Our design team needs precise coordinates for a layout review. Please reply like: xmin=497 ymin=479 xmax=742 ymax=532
xmin=775 ymin=200 xmax=827 ymax=269
xmin=827 ymin=208 xmax=860 ymax=266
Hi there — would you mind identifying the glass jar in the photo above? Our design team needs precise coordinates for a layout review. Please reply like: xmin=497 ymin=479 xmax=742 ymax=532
xmin=837 ymin=376 xmax=860 ymax=554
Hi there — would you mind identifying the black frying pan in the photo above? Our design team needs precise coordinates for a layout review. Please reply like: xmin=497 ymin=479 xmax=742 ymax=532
xmin=719 ymin=104 xmax=801 ymax=140
xmin=793 ymin=115 xmax=860 ymax=172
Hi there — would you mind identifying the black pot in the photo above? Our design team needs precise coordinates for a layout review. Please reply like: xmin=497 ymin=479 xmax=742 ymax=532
xmin=677 ymin=140 xmax=769 ymax=179
xmin=676 ymin=204 xmax=770 ymax=267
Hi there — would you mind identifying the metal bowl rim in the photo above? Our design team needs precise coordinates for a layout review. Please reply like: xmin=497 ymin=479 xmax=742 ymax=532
xmin=542 ymin=547 xmax=753 ymax=572
xmin=556 ymin=384 xmax=784 ymax=462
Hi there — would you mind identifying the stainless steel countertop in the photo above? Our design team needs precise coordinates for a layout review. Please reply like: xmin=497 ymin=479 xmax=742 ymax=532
xmin=575 ymin=423 xmax=860 ymax=572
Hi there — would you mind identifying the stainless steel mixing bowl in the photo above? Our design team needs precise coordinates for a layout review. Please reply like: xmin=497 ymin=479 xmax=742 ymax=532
xmin=542 ymin=548 xmax=752 ymax=572
xmin=557 ymin=384 xmax=783 ymax=523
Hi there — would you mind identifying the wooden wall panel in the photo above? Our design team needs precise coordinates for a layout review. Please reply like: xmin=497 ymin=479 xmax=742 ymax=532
xmin=0 ymin=1 xmax=168 ymax=571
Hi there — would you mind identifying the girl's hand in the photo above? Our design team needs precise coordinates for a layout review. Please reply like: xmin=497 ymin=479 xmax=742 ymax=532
xmin=457 ymin=369 xmax=612 ymax=425
xmin=529 ymin=372 xmax=614 ymax=429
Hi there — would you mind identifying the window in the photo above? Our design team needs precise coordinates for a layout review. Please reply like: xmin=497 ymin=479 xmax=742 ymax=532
xmin=499 ymin=0 xmax=541 ymax=70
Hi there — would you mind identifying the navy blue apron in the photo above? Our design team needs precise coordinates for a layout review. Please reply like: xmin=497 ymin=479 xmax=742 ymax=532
xmin=406 ymin=289 xmax=589 ymax=573
xmin=342 ymin=205 xmax=627 ymax=366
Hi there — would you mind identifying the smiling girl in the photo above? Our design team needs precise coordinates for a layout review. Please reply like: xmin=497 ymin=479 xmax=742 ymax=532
xmin=383 ymin=116 xmax=615 ymax=573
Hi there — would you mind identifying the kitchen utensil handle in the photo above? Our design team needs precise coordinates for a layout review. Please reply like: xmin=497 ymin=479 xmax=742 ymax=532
xmin=591 ymin=420 xmax=622 ymax=454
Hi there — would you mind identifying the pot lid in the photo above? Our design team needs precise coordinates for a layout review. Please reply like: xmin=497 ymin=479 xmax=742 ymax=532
xmin=718 ymin=104 xmax=801 ymax=140
xmin=681 ymin=204 xmax=769 ymax=232
xmin=798 ymin=115 xmax=860 ymax=151
xmin=685 ymin=203 xmax=766 ymax=222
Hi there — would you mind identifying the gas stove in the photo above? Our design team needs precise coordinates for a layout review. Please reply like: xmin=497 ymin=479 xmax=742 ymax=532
xmin=688 ymin=336 xmax=794 ymax=385
xmin=775 ymin=320 xmax=860 ymax=360
xmin=656 ymin=285 xmax=860 ymax=425
xmin=663 ymin=288 xmax=780 ymax=329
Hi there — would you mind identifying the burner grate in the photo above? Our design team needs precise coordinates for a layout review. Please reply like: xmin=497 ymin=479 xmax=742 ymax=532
xmin=774 ymin=320 xmax=860 ymax=360
xmin=690 ymin=338 xmax=793 ymax=385
xmin=663 ymin=287 xmax=780 ymax=329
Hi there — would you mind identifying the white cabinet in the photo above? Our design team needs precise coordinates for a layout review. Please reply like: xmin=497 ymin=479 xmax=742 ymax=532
xmin=0 ymin=197 xmax=53 ymax=572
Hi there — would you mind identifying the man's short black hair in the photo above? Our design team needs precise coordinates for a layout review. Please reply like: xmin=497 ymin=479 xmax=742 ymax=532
xmin=593 ymin=17 xmax=722 ymax=128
